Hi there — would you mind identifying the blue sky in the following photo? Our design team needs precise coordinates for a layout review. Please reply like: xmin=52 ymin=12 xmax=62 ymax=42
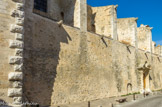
xmin=87 ymin=0 xmax=162 ymax=45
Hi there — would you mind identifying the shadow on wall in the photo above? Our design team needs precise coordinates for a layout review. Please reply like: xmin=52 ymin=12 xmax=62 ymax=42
xmin=23 ymin=15 xmax=71 ymax=106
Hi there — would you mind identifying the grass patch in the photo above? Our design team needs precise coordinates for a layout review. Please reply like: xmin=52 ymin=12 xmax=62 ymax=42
xmin=152 ymin=89 xmax=162 ymax=92
xmin=121 ymin=92 xmax=140 ymax=97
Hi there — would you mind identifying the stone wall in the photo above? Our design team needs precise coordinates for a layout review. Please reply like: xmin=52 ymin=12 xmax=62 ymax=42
xmin=150 ymin=54 xmax=162 ymax=90
xmin=23 ymin=8 xmax=162 ymax=106
xmin=137 ymin=24 xmax=153 ymax=52
xmin=8 ymin=0 xmax=25 ymax=106
xmin=90 ymin=5 xmax=118 ymax=39
xmin=155 ymin=45 xmax=162 ymax=56
xmin=86 ymin=33 xmax=138 ymax=96
xmin=23 ymin=14 xmax=82 ymax=106
xmin=0 ymin=0 xmax=162 ymax=106
xmin=22 ymin=0 xmax=162 ymax=106
xmin=33 ymin=0 xmax=76 ymax=25
xmin=152 ymin=41 xmax=156 ymax=53
xmin=0 ymin=0 xmax=18 ymax=105
xmin=33 ymin=0 xmax=87 ymax=30
xmin=0 ymin=0 xmax=25 ymax=106
xmin=117 ymin=18 xmax=138 ymax=46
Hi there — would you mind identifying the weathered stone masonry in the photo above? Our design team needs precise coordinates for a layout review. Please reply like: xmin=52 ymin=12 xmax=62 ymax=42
xmin=0 ymin=0 xmax=161 ymax=106
xmin=8 ymin=0 xmax=25 ymax=106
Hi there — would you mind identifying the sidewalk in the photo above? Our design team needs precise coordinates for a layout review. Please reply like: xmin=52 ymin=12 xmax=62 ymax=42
xmin=53 ymin=91 xmax=162 ymax=107
xmin=114 ymin=94 xmax=162 ymax=107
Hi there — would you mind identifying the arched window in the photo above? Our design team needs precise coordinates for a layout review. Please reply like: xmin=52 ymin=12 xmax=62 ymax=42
xmin=34 ymin=0 xmax=47 ymax=12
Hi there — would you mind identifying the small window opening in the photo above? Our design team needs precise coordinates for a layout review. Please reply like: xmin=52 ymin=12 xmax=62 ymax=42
xmin=61 ymin=12 xmax=64 ymax=20
xmin=34 ymin=0 xmax=47 ymax=12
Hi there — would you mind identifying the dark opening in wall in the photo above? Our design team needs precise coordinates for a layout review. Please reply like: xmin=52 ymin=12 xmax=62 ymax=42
xmin=60 ymin=12 xmax=64 ymax=20
xmin=34 ymin=0 xmax=47 ymax=12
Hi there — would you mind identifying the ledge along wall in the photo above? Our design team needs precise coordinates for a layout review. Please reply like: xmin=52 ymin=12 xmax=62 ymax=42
xmin=23 ymin=0 xmax=162 ymax=106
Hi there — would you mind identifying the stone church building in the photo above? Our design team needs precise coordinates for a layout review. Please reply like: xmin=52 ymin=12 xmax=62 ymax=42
xmin=0 ymin=0 xmax=162 ymax=106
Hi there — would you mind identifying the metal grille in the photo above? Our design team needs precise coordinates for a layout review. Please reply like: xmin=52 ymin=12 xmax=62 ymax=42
xmin=34 ymin=0 xmax=47 ymax=12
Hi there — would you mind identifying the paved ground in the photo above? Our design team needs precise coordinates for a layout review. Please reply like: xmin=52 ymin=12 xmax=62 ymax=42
xmin=53 ymin=92 xmax=162 ymax=107
xmin=115 ymin=95 xmax=162 ymax=107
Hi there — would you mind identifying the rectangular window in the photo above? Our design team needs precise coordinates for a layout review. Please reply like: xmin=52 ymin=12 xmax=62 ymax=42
xmin=34 ymin=0 xmax=47 ymax=12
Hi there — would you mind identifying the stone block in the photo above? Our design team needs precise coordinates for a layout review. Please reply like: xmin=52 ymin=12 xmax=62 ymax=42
xmin=8 ymin=88 xmax=22 ymax=97
xmin=9 ymin=56 xmax=23 ymax=64
xmin=12 ymin=81 xmax=23 ymax=88
xmin=16 ymin=3 xmax=24 ymax=11
xmin=10 ymin=25 xmax=24 ymax=34
xmin=9 ymin=40 xmax=23 ymax=49
xmin=13 ymin=97 xmax=22 ymax=105
xmin=14 ymin=64 xmax=23 ymax=72
xmin=11 ymin=10 xmax=24 ymax=18
xmin=15 ymin=49 xmax=23 ymax=56
xmin=16 ymin=18 xmax=24 ymax=26
xmin=8 ymin=72 xmax=23 ymax=81
xmin=15 ymin=33 xmax=24 ymax=40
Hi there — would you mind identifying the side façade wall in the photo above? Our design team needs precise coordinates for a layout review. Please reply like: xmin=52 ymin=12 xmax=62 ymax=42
xmin=23 ymin=4 xmax=162 ymax=106
xmin=0 ymin=0 xmax=161 ymax=106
